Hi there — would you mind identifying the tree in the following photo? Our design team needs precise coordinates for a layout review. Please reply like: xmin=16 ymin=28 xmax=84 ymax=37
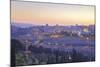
xmin=11 ymin=39 xmax=25 ymax=66
xmin=71 ymin=49 xmax=88 ymax=62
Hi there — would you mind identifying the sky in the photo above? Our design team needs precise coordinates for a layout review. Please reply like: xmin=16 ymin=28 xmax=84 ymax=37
xmin=11 ymin=1 xmax=95 ymax=26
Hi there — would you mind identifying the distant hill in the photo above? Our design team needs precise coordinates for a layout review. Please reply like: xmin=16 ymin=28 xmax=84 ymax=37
xmin=11 ymin=22 xmax=34 ymax=28
xmin=11 ymin=23 xmax=32 ymax=38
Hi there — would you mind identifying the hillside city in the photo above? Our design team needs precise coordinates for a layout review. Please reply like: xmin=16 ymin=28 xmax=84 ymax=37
xmin=11 ymin=23 xmax=95 ymax=66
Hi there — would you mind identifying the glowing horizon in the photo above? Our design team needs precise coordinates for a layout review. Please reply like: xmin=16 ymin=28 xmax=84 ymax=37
xmin=11 ymin=1 xmax=95 ymax=26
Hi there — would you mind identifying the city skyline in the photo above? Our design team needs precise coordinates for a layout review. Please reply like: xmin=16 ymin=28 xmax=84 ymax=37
xmin=11 ymin=1 xmax=95 ymax=26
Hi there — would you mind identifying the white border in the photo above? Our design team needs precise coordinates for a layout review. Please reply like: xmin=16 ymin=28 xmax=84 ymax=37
xmin=0 ymin=0 xmax=10 ymax=67
xmin=22 ymin=0 xmax=95 ymax=5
